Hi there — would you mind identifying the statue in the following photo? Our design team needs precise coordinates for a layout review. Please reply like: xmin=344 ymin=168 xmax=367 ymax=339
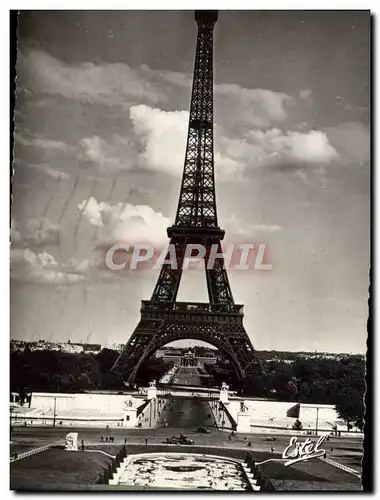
xmin=65 ymin=432 xmax=78 ymax=451
xmin=240 ymin=401 xmax=248 ymax=413
xmin=149 ymin=380 xmax=156 ymax=388
xmin=124 ymin=396 xmax=133 ymax=409
xmin=219 ymin=381 xmax=229 ymax=404
xmin=221 ymin=382 xmax=229 ymax=391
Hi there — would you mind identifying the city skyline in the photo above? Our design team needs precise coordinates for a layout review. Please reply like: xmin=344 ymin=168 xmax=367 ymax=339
xmin=10 ymin=337 xmax=365 ymax=356
xmin=11 ymin=10 xmax=370 ymax=353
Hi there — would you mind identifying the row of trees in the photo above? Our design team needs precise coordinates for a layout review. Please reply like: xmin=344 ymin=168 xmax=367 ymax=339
xmin=10 ymin=347 xmax=365 ymax=430
xmin=204 ymin=355 xmax=365 ymax=429
xmin=10 ymin=347 xmax=172 ymax=397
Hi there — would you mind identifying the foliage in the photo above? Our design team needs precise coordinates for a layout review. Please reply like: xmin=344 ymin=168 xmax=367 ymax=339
xmin=292 ymin=419 xmax=303 ymax=430
xmin=10 ymin=348 xmax=172 ymax=394
xmin=207 ymin=353 xmax=365 ymax=409
xmin=335 ymin=388 xmax=365 ymax=430
xmin=10 ymin=347 xmax=365 ymax=415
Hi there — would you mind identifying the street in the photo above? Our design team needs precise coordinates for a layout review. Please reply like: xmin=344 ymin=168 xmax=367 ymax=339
xmin=10 ymin=418 xmax=363 ymax=473
xmin=156 ymin=396 xmax=212 ymax=429
xmin=171 ymin=366 xmax=203 ymax=386
xmin=10 ymin=366 xmax=363 ymax=475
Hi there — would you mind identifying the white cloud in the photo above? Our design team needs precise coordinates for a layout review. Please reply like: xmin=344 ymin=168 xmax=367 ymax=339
xmin=18 ymin=49 xmax=164 ymax=106
xmin=15 ymin=49 xmax=341 ymax=186
xmin=80 ymin=136 xmax=114 ymax=164
xmin=139 ymin=64 xmax=294 ymax=128
xmin=129 ymin=105 xmax=338 ymax=181
xmin=224 ymin=213 xmax=282 ymax=238
xmin=10 ymin=248 xmax=87 ymax=285
xmin=130 ymin=105 xmax=188 ymax=175
xmin=79 ymin=135 xmax=137 ymax=172
xmin=299 ymin=89 xmax=312 ymax=100
xmin=29 ymin=163 xmax=71 ymax=181
xmin=11 ymin=218 xmax=61 ymax=248
xmin=216 ymin=84 xmax=294 ymax=126
xmin=15 ymin=134 xmax=71 ymax=152
xmin=39 ymin=165 xmax=71 ymax=181
xmin=13 ymin=158 xmax=71 ymax=181
xmin=217 ymin=128 xmax=338 ymax=177
xmin=324 ymin=122 xmax=370 ymax=164
xmin=77 ymin=196 xmax=170 ymax=246
xmin=247 ymin=129 xmax=339 ymax=164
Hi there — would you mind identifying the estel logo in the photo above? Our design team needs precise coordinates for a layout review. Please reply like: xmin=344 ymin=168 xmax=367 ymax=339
xmin=282 ymin=435 xmax=328 ymax=466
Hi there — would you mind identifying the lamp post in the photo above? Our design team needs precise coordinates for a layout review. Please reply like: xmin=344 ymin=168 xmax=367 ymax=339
xmin=53 ymin=397 xmax=57 ymax=428
xmin=315 ymin=407 xmax=319 ymax=436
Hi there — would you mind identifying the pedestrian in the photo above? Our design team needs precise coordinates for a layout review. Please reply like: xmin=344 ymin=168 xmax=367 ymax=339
xmin=323 ymin=451 xmax=327 ymax=459
xmin=101 ymin=436 xmax=104 ymax=442
xmin=331 ymin=447 xmax=334 ymax=452
xmin=271 ymin=446 xmax=275 ymax=453
xmin=247 ymin=441 xmax=251 ymax=448
xmin=81 ymin=439 xmax=85 ymax=451
xmin=106 ymin=437 xmax=109 ymax=443
xmin=228 ymin=435 xmax=231 ymax=441
xmin=145 ymin=438 xmax=148 ymax=446
xmin=124 ymin=437 xmax=127 ymax=445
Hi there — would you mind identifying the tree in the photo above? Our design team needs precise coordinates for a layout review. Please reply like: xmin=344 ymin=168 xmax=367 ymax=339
xmin=292 ymin=419 xmax=303 ymax=430
xmin=287 ymin=380 xmax=298 ymax=400
xmin=335 ymin=389 xmax=365 ymax=431
xmin=355 ymin=417 xmax=364 ymax=432
xmin=96 ymin=349 xmax=119 ymax=374
xmin=298 ymin=382 xmax=310 ymax=401
xmin=244 ymin=376 xmax=263 ymax=397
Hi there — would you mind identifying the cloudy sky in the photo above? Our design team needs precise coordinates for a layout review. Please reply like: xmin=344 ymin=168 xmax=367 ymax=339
xmin=11 ymin=10 xmax=370 ymax=353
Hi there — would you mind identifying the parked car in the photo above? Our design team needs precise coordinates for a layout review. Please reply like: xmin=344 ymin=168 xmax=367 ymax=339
xmin=265 ymin=436 xmax=276 ymax=441
xmin=196 ymin=427 xmax=210 ymax=434
xmin=165 ymin=435 xmax=194 ymax=445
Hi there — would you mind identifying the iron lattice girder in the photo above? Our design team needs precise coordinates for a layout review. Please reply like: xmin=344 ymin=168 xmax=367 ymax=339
xmin=110 ymin=12 xmax=262 ymax=385
xmin=149 ymin=235 xmax=235 ymax=307
xmin=112 ymin=305 xmax=262 ymax=384
xmin=175 ymin=11 xmax=218 ymax=229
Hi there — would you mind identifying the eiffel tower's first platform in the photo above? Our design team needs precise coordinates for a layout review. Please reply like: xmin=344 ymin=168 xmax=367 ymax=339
xmin=111 ymin=11 xmax=262 ymax=387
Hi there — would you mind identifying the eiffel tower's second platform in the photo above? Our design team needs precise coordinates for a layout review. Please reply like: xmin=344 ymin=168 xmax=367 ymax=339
xmin=113 ymin=299 xmax=262 ymax=386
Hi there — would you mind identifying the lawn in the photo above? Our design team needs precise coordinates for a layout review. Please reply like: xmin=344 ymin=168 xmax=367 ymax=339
xmin=10 ymin=442 xmax=362 ymax=491
xmin=260 ymin=457 xmax=362 ymax=491
xmin=10 ymin=447 xmax=114 ymax=491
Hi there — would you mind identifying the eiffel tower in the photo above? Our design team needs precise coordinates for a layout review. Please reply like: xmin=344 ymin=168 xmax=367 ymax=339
xmin=112 ymin=11 xmax=262 ymax=387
